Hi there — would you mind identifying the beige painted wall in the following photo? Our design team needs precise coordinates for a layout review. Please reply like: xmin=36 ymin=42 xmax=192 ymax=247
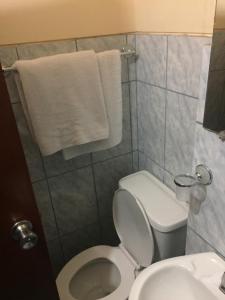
xmin=134 ymin=0 xmax=216 ymax=35
xmin=0 ymin=0 xmax=216 ymax=45
xmin=0 ymin=0 xmax=135 ymax=45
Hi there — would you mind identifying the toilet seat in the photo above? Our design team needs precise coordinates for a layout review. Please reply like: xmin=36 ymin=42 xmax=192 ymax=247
xmin=113 ymin=189 xmax=154 ymax=267
xmin=56 ymin=245 xmax=136 ymax=300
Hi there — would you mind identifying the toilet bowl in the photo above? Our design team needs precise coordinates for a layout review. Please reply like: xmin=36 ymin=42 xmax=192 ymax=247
xmin=56 ymin=171 xmax=189 ymax=300
xmin=57 ymin=245 xmax=136 ymax=300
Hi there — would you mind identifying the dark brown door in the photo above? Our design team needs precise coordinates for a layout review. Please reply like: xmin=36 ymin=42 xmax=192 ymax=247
xmin=0 ymin=64 xmax=60 ymax=300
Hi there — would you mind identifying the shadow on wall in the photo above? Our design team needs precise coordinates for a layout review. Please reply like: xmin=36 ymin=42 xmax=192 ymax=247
xmin=215 ymin=0 xmax=225 ymax=29
xmin=0 ymin=0 xmax=136 ymax=45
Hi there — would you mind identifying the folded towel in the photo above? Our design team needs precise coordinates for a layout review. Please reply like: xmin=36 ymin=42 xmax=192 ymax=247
xmin=13 ymin=50 xmax=109 ymax=156
xmin=62 ymin=49 xmax=122 ymax=160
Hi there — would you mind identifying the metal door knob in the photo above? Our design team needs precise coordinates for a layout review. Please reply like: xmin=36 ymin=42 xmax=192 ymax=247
xmin=11 ymin=220 xmax=38 ymax=250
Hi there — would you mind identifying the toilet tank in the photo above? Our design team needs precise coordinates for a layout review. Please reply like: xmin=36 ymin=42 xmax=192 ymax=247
xmin=119 ymin=171 xmax=189 ymax=261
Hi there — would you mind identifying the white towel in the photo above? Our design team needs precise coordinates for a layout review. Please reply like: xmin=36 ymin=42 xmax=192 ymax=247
xmin=13 ymin=50 xmax=109 ymax=156
xmin=62 ymin=50 xmax=122 ymax=160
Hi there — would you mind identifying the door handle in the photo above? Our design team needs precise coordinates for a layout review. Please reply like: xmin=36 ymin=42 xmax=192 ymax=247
xmin=11 ymin=220 xmax=38 ymax=250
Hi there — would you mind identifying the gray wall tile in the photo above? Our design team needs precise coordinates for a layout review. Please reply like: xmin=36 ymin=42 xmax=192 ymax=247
xmin=188 ymin=124 xmax=225 ymax=257
xmin=139 ymin=151 xmax=164 ymax=181
xmin=43 ymin=152 xmax=91 ymax=178
xmin=165 ymin=91 xmax=197 ymax=175
xmin=136 ymin=35 xmax=167 ymax=87
xmin=186 ymin=227 xmax=214 ymax=255
xmin=77 ymin=35 xmax=126 ymax=52
xmin=100 ymin=216 xmax=119 ymax=246
xmin=167 ymin=36 xmax=210 ymax=98
xmin=130 ymin=81 xmax=138 ymax=151
xmin=46 ymin=238 xmax=64 ymax=278
xmin=33 ymin=180 xmax=58 ymax=241
xmin=92 ymin=83 xmax=132 ymax=162
xmin=4 ymin=72 xmax=20 ymax=103
xmin=48 ymin=167 xmax=98 ymax=235
xmin=134 ymin=32 xmax=225 ymax=260
xmin=77 ymin=35 xmax=128 ymax=83
xmin=61 ymin=223 xmax=100 ymax=262
xmin=0 ymin=46 xmax=18 ymax=67
xmin=17 ymin=40 xmax=76 ymax=59
xmin=138 ymin=82 xmax=166 ymax=167
xmin=132 ymin=151 xmax=139 ymax=172
xmin=93 ymin=153 xmax=133 ymax=218
xmin=12 ymin=103 xmax=45 ymax=182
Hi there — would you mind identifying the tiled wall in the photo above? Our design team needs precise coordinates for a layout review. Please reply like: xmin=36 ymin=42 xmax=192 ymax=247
xmin=2 ymin=30 xmax=224 ymax=276
xmin=133 ymin=34 xmax=225 ymax=258
xmin=0 ymin=34 xmax=137 ymax=276
xmin=186 ymin=31 xmax=225 ymax=258
xmin=135 ymin=34 xmax=211 ymax=189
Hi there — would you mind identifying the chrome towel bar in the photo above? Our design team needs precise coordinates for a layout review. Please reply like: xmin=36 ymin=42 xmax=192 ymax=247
xmin=2 ymin=45 xmax=137 ymax=73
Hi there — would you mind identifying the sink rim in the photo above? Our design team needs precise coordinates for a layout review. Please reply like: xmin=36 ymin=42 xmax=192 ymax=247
xmin=129 ymin=252 xmax=225 ymax=300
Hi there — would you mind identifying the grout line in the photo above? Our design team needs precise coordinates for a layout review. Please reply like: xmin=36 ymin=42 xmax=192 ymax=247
xmin=135 ymin=31 xmax=212 ymax=37
xmin=74 ymin=39 xmax=78 ymax=51
xmin=15 ymin=46 xmax=20 ymax=60
xmin=133 ymin=81 xmax=138 ymax=152
xmin=42 ymin=151 xmax=133 ymax=181
xmin=137 ymin=80 xmax=199 ymax=100
xmin=135 ymin=61 xmax=139 ymax=167
xmin=126 ymin=34 xmax=131 ymax=82
xmin=0 ymin=32 xmax=211 ymax=48
xmin=196 ymin=120 xmax=203 ymax=125
xmin=138 ymin=149 xmax=165 ymax=172
xmin=43 ymin=163 xmax=92 ymax=180
xmin=128 ymin=82 xmax=134 ymax=171
xmin=90 ymin=158 xmax=103 ymax=243
xmin=31 ymin=177 xmax=47 ymax=184
xmin=127 ymin=81 xmax=133 ymax=147
xmin=40 ymin=156 xmax=67 ymax=263
xmin=11 ymin=100 xmax=20 ymax=105
xmin=132 ymin=35 xmax=138 ymax=154
xmin=92 ymin=151 xmax=133 ymax=166
xmin=136 ymin=82 xmax=140 ymax=166
xmin=57 ymin=221 xmax=100 ymax=240
xmin=137 ymin=150 xmax=140 ymax=172
xmin=163 ymin=35 xmax=169 ymax=181
xmin=138 ymin=149 xmax=175 ymax=180
xmin=135 ymin=35 xmax=139 ymax=169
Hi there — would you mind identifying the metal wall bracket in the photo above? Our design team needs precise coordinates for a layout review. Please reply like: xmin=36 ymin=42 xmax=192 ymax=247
xmin=195 ymin=164 xmax=213 ymax=186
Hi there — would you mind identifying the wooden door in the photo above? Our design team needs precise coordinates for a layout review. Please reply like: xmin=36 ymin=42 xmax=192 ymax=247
xmin=0 ymin=65 xmax=60 ymax=300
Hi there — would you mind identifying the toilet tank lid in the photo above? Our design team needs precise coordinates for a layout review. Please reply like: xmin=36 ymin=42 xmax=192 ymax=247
xmin=119 ymin=171 xmax=188 ymax=233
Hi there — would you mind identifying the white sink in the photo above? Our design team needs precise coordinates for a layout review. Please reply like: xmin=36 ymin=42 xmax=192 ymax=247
xmin=129 ymin=253 xmax=225 ymax=300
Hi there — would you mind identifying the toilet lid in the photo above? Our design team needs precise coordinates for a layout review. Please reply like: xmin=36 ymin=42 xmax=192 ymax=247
xmin=113 ymin=189 xmax=154 ymax=267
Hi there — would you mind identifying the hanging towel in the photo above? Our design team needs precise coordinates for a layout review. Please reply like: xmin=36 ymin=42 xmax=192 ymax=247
xmin=62 ymin=49 xmax=122 ymax=160
xmin=13 ymin=50 xmax=109 ymax=156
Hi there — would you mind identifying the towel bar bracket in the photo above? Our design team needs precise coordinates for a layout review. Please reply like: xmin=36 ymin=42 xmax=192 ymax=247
xmin=120 ymin=45 xmax=137 ymax=58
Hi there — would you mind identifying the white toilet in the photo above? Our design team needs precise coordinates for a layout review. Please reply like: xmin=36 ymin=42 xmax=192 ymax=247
xmin=56 ymin=171 xmax=188 ymax=300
